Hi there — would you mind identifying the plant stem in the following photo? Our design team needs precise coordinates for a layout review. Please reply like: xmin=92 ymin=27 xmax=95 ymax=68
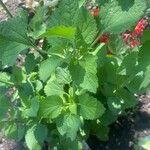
xmin=0 ymin=79 xmax=14 ymax=85
xmin=0 ymin=0 xmax=13 ymax=18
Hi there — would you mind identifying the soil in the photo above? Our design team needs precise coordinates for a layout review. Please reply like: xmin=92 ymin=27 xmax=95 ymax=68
xmin=0 ymin=1 xmax=150 ymax=150
xmin=88 ymin=94 xmax=150 ymax=150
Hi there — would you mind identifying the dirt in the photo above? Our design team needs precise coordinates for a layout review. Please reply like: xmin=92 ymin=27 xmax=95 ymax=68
xmin=0 ymin=0 xmax=18 ymax=21
xmin=88 ymin=94 xmax=150 ymax=150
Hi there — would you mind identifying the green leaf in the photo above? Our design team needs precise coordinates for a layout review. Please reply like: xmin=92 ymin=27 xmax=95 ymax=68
xmin=11 ymin=66 xmax=26 ymax=84
xmin=0 ymin=72 xmax=11 ymax=86
xmin=4 ymin=123 xmax=25 ymax=141
xmin=49 ymin=0 xmax=79 ymax=27
xmin=44 ymin=80 xmax=64 ymax=96
xmin=79 ymin=94 xmax=105 ymax=120
xmin=142 ymin=28 xmax=150 ymax=43
xmin=117 ymin=52 xmax=138 ymax=75
xmin=92 ymin=123 xmax=109 ymax=141
xmin=76 ymin=7 xmax=97 ymax=44
xmin=25 ymin=126 xmax=41 ymax=150
xmin=34 ymin=124 xmax=48 ymax=145
xmin=140 ymin=67 xmax=150 ymax=90
xmin=39 ymin=96 xmax=63 ymax=119
xmin=0 ymin=86 xmax=10 ymax=119
xmin=0 ymin=11 xmax=32 ymax=65
xmin=56 ymin=114 xmax=81 ymax=141
xmin=47 ymin=37 xmax=69 ymax=55
xmin=80 ymin=55 xmax=98 ymax=93
xmin=29 ymin=6 xmax=48 ymax=38
xmin=41 ymin=26 xmax=76 ymax=40
xmin=24 ymin=97 xmax=39 ymax=117
xmin=69 ymin=61 xmax=85 ymax=87
xmin=39 ymin=56 xmax=63 ymax=82
xmin=100 ymin=110 xmax=118 ymax=126
xmin=116 ymin=88 xmax=137 ymax=109
xmin=18 ymin=82 xmax=33 ymax=104
xmin=25 ymin=54 xmax=37 ymax=74
xmin=100 ymin=0 xmax=147 ymax=33
xmin=107 ymin=97 xmax=123 ymax=115
xmin=138 ymin=41 xmax=150 ymax=68
xmin=56 ymin=67 xmax=72 ymax=84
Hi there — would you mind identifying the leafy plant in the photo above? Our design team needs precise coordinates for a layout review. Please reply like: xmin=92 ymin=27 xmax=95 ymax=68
xmin=0 ymin=0 xmax=150 ymax=149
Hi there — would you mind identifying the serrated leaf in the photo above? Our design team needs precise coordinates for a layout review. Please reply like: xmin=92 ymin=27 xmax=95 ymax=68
xmin=0 ymin=11 xmax=33 ymax=65
xmin=56 ymin=67 xmax=72 ymax=84
xmin=49 ymin=0 xmax=79 ymax=27
xmin=80 ymin=55 xmax=98 ymax=93
xmin=39 ymin=56 xmax=63 ymax=82
xmin=100 ymin=0 xmax=147 ymax=33
xmin=25 ymin=126 xmax=41 ymax=150
xmin=56 ymin=114 xmax=81 ymax=141
xmin=79 ymin=94 xmax=105 ymax=120
xmin=39 ymin=96 xmax=63 ymax=119
xmin=47 ymin=37 xmax=69 ymax=55
xmin=76 ymin=7 xmax=97 ymax=44
xmin=41 ymin=26 xmax=76 ymax=40
xmin=44 ymin=80 xmax=64 ymax=96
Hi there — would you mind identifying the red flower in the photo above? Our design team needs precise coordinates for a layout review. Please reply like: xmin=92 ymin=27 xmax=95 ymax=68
xmin=122 ymin=31 xmax=141 ymax=48
xmin=100 ymin=34 xmax=109 ymax=44
xmin=90 ymin=6 xmax=100 ymax=17
xmin=134 ymin=18 xmax=149 ymax=37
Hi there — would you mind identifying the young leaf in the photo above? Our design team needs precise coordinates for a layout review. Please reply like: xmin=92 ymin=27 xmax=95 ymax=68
xmin=78 ymin=94 xmax=105 ymax=120
xmin=41 ymin=26 xmax=76 ymax=40
xmin=100 ymin=0 xmax=147 ymax=33
xmin=56 ymin=114 xmax=81 ymax=141
xmin=44 ymin=80 xmax=64 ymax=96
xmin=80 ymin=55 xmax=98 ymax=93
xmin=39 ymin=56 xmax=63 ymax=82
xmin=39 ymin=96 xmax=63 ymax=119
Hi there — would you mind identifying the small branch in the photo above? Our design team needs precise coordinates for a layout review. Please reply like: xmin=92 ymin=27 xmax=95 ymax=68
xmin=0 ymin=0 xmax=13 ymax=18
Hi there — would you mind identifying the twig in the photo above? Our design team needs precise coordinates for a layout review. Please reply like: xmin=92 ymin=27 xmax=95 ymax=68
xmin=0 ymin=0 xmax=13 ymax=18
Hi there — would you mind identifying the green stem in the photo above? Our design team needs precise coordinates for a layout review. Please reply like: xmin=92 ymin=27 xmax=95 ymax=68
xmin=90 ymin=43 xmax=105 ymax=56
xmin=0 ymin=0 xmax=13 ymax=18
xmin=0 ymin=79 xmax=14 ymax=85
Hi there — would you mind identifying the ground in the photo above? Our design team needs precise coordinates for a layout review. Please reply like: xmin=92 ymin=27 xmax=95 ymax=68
xmin=0 ymin=1 xmax=150 ymax=150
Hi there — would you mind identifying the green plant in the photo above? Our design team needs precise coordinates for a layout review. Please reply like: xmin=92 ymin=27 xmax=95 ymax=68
xmin=0 ymin=0 xmax=150 ymax=149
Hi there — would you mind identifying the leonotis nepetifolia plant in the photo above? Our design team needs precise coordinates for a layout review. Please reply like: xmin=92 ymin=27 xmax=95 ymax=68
xmin=0 ymin=0 xmax=150 ymax=149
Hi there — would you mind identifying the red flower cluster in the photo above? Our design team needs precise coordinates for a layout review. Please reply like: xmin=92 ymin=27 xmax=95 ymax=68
xmin=122 ymin=17 xmax=149 ymax=48
xmin=90 ymin=6 xmax=100 ymax=17
xmin=100 ymin=34 xmax=109 ymax=44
